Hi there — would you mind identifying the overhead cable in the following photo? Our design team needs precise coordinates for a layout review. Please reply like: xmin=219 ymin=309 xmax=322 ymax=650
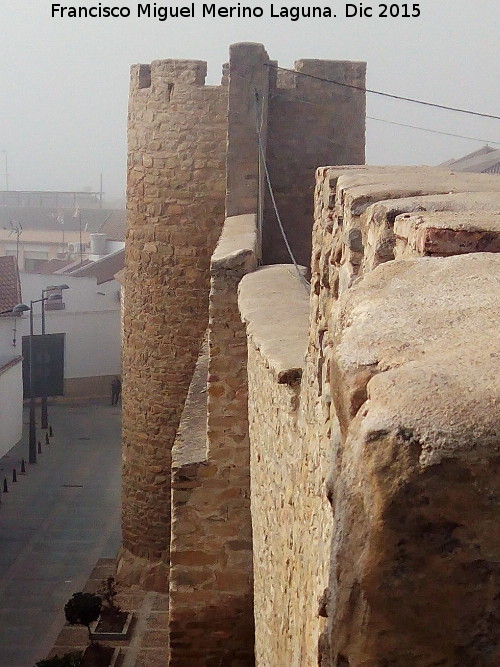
xmin=254 ymin=89 xmax=310 ymax=292
xmin=270 ymin=91 xmax=500 ymax=146
xmin=265 ymin=63 xmax=500 ymax=121
xmin=367 ymin=116 xmax=500 ymax=145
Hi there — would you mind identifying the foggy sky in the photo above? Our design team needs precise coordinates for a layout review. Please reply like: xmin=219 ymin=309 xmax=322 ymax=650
xmin=0 ymin=0 xmax=499 ymax=200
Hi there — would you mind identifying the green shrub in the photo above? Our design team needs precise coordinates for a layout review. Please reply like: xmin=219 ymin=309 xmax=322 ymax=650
xmin=35 ymin=651 xmax=82 ymax=666
xmin=64 ymin=592 xmax=102 ymax=644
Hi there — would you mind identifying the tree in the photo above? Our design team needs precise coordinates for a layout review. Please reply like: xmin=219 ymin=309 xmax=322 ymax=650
xmin=64 ymin=592 xmax=102 ymax=645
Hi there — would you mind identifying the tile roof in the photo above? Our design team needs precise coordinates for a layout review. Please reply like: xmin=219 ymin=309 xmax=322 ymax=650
xmin=33 ymin=258 xmax=75 ymax=274
xmin=69 ymin=248 xmax=125 ymax=285
xmin=0 ymin=256 xmax=22 ymax=316
xmin=97 ymin=210 xmax=126 ymax=241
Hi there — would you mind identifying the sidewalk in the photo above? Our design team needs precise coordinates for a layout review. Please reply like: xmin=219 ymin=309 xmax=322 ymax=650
xmin=0 ymin=400 xmax=122 ymax=667
xmin=46 ymin=558 xmax=169 ymax=666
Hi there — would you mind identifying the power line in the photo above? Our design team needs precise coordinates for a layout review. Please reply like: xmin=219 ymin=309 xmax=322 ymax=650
xmin=367 ymin=116 xmax=500 ymax=145
xmin=254 ymin=90 xmax=310 ymax=292
xmin=265 ymin=63 xmax=500 ymax=121
xmin=270 ymin=91 xmax=500 ymax=146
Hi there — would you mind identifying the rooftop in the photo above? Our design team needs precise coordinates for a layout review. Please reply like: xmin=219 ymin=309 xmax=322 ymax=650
xmin=0 ymin=207 xmax=124 ymax=235
xmin=0 ymin=255 xmax=21 ymax=316
xmin=69 ymin=248 xmax=125 ymax=284
xmin=441 ymin=145 xmax=500 ymax=174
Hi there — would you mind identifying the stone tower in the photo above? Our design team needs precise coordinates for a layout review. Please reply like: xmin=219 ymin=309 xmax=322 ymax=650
xmin=120 ymin=60 xmax=228 ymax=588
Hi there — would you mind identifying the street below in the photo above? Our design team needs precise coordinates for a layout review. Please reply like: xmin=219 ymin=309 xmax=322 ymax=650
xmin=0 ymin=400 xmax=121 ymax=667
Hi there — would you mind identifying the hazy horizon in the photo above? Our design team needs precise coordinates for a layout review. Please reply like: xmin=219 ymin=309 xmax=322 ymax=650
xmin=1 ymin=1 xmax=499 ymax=199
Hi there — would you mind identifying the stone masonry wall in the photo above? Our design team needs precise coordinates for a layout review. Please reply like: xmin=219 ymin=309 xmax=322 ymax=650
xmin=239 ymin=166 xmax=500 ymax=665
xmin=263 ymin=61 xmax=365 ymax=267
xmin=120 ymin=59 xmax=228 ymax=590
xmin=168 ymin=214 xmax=258 ymax=665
xmin=311 ymin=167 xmax=500 ymax=665
xmin=239 ymin=264 xmax=335 ymax=667
xmin=225 ymin=43 xmax=269 ymax=229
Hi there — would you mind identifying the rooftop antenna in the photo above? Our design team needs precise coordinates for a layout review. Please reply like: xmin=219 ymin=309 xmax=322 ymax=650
xmin=8 ymin=221 xmax=22 ymax=266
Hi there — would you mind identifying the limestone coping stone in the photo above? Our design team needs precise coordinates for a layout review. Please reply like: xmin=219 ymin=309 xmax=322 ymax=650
xmin=332 ymin=253 xmax=500 ymax=465
xmin=211 ymin=214 xmax=258 ymax=271
xmin=239 ymin=265 xmax=309 ymax=385
xmin=395 ymin=210 xmax=500 ymax=255
xmin=395 ymin=209 xmax=500 ymax=232
xmin=325 ymin=167 xmax=500 ymax=216
xmin=367 ymin=190 xmax=500 ymax=219
xmin=171 ymin=341 xmax=209 ymax=469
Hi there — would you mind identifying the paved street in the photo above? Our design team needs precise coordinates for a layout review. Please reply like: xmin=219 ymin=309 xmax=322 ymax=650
xmin=0 ymin=401 xmax=122 ymax=667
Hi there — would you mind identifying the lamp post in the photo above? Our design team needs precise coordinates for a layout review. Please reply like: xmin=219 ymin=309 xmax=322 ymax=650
xmin=13 ymin=303 xmax=36 ymax=462
xmin=13 ymin=290 xmax=67 ymax=463
xmin=40 ymin=284 xmax=69 ymax=429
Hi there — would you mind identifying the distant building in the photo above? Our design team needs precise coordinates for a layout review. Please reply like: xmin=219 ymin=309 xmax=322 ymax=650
xmin=441 ymin=145 xmax=500 ymax=174
xmin=0 ymin=190 xmax=125 ymax=271
xmin=0 ymin=256 xmax=23 ymax=456
xmin=18 ymin=249 xmax=124 ymax=400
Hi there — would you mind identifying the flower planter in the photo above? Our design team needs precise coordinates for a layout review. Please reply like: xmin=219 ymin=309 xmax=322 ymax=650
xmin=81 ymin=645 xmax=120 ymax=667
xmin=90 ymin=611 xmax=133 ymax=641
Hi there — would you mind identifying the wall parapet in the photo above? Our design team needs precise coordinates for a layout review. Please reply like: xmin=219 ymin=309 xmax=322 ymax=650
xmin=168 ymin=212 xmax=259 ymax=666
xmin=239 ymin=265 xmax=309 ymax=385
xmin=210 ymin=213 xmax=258 ymax=271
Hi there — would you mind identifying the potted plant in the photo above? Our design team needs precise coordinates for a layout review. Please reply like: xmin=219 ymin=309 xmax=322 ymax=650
xmin=64 ymin=592 xmax=119 ymax=667
xmin=90 ymin=577 xmax=133 ymax=640
xmin=35 ymin=653 xmax=82 ymax=667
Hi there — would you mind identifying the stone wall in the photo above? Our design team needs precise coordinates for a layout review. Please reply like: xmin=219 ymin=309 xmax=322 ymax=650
xmin=263 ymin=61 xmax=366 ymax=267
xmin=240 ymin=166 xmax=500 ymax=665
xmin=312 ymin=167 xmax=500 ymax=665
xmin=225 ymin=43 xmax=269 ymax=229
xmin=168 ymin=214 xmax=258 ymax=665
xmin=239 ymin=265 xmax=333 ymax=667
xmin=120 ymin=59 xmax=228 ymax=589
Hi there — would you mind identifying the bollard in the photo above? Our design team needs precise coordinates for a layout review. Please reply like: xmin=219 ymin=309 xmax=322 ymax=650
xmin=3 ymin=478 xmax=8 ymax=493
xmin=45 ymin=432 xmax=50 ymax=446
xmin=12 ymin=469 xmax=17 ymax=483
xmin=20 ymin=459 xmax=26 ymax=474
xmin=38 ymin=441 xmax=42 ymax=454
xmin=49 ymin=425 xmax=53 ymax=437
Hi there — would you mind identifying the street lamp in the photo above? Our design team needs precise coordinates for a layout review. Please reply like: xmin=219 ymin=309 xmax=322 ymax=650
xmin=13 ymin=290 xmax=67 ymax=464
xmin=40 ymin=284 xmax=69 ymax=429
xmin=12 ymin=303 xmax=36 ymax=462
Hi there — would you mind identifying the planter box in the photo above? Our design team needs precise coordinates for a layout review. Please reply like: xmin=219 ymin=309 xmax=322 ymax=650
xmin=81 ymin=645 xmax=120 ymax=667
xmin=90 ymin=611 xmax=133 ymax=641
xmin=109 ymin=647 xmax=120 ymax=667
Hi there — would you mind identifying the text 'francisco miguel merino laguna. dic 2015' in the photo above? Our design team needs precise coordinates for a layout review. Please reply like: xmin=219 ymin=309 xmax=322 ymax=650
xmin=51 ymin=3 xmax=343 ymax=21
